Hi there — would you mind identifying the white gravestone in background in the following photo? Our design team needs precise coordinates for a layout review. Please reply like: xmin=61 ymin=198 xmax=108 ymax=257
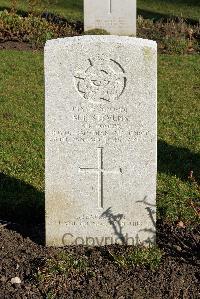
xmin=45 ymin=36 xmax=157 ymax=247
xmin=84 ymin=0 xmax=136 ymax=36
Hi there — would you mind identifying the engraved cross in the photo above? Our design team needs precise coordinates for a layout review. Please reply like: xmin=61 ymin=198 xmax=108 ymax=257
xmin=109 ymin=0 xmax=112 ymax=13
xmin=79 ymin=147 xmax=122 ymax=209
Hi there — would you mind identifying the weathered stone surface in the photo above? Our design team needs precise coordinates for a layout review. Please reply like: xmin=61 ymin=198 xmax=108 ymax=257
xmin=84 ymin=0 xmax=136 ymax=36
xmin=45 ymin=36 xmax=157 ymax=246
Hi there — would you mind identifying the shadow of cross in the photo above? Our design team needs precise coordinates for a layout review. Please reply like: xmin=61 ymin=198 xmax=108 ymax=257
xmin=79 ymin=147 xmax=122 ymax=209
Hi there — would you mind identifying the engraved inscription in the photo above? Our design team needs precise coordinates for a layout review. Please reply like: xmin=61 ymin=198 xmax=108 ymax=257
xmin=95 ymin=18 xmax=128 ymax=29
xmin=74 ymin=57 xmax=126 ymax=104
xmin=64 ymin=220 xmax=140 ymax=227
xmin=52 ymin=129 xmax=149 ymax=144
xmin=50 ymin=104 xmax=151 ymax=145
xmin=79 ymin=148 xmax=122 ymax=208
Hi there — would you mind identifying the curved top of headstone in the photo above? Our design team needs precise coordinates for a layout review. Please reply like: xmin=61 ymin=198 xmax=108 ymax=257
xmin=45 ymin=36 xmax=157 ymax=49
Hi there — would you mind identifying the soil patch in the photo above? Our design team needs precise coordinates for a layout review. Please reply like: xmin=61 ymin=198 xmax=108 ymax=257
xmin=0 ymin=41 xmax=38 ymax=51
xmin=0 ymin=221 xmax=199 ymax=298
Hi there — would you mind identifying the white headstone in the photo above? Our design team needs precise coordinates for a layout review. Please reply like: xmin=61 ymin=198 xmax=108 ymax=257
xmin=84 ymin=0 xmax=136 ymax=36
xmin=45 ymin=36 xmax=157 ymax=247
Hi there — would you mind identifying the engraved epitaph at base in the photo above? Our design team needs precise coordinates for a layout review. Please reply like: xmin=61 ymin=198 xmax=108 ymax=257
xmin=45 ymin=36 xmax=157 ymax=246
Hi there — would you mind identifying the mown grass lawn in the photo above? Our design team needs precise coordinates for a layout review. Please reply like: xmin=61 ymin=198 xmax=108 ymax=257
xmin=0 ymin=0 xmax=199 ymax=21
xmin=138 ymin=0 xmax=200 ymax=22
xmin=0 ymin=50 xmax=199 ymax=224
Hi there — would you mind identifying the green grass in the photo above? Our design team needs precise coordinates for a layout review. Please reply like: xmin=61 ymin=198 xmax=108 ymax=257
xmin=0 ymin=0 xmax=199 ymax=21
xmin=157 ymin=54 xmax=200 ymax=222
xmin=0 ymin=50 xmax=44 ymax=222
xmin=0 ymin=50 xmax=44 ymax=189
xmin=35 ymin=251 xmax=88 ymax=280
xmin=0 ymin=0 xmax=83 ymax=21
xmin=138 ymin=0 xmax=200 ymax=22
xmin=109 ymin=246 xmax=163 ymax=270
xmin=0 ymin=50 xmax=200 ymax=224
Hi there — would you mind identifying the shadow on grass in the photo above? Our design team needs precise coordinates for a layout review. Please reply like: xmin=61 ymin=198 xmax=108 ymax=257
xmin=158 ymin=140 xmax=200 ymax=182
xmin=0 ymin=6 xmax=28 ymax=16
xmin=150 ymin=0 xmax=200 ymax=7
xmin=0 ymin=5 xmax=199 ymax=25
xmin=0 ymin=172 xmax=45 ymax=244
xmin=0 ymin=140 xmax=199 ymax=244
xmin=137 ymin=9 xmax=199 ymax=24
